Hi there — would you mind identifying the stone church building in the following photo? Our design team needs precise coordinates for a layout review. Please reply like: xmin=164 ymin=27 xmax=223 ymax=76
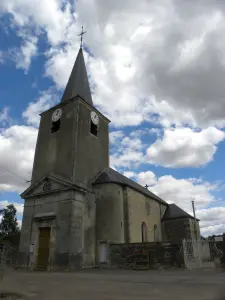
xmin=19 ymin=46 xmax=200 ymax=270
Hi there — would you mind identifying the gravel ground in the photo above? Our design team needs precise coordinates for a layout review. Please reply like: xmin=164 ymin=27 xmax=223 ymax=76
xmin=1 ymin=268 xmax=225 ymax=300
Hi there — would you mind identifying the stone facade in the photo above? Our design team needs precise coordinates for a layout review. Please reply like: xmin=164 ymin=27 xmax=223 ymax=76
xmin=162 ymin=218 xmax=200 ymax=243
xmin=126 ymin=187 xmax=167 ymax=243
xmin=31 ymin=98 xmax=110 ymax=188
xmin=19 ymin=174 xmax=96 ymax=270
xmin=19 ymin=174 xmax=201 ymax=270
xmin=93 ymin=184 xmax=169 ymax=245
xmin=95 ymin=183 xmax=125 ymax=244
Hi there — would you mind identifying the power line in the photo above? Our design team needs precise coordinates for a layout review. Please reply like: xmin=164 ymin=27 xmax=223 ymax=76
xmin=1 ymin=166 xmax=31 ymax=183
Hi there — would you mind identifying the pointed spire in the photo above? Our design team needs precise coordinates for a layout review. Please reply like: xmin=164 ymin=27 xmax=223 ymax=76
xmin=61 ymin=47 xmax=93 ymax=105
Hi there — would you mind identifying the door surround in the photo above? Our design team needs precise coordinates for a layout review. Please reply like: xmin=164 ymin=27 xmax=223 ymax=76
xmin=32 ymin=215 xmax=56 ymax=270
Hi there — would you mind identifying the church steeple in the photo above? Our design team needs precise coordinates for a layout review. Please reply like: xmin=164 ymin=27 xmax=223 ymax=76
xmin=61 ymin=47 xmax=93 ymax=106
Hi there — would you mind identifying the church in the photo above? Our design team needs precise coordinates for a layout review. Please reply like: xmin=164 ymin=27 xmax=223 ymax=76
xmin=19 ymin=44 xmax=201 ymax=271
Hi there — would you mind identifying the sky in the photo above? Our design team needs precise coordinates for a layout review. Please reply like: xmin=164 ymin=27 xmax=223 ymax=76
xmin=1 ymin=0 xmax=225 ymax=237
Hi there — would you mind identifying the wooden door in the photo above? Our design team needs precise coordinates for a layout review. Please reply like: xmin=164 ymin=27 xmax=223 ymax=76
xmin=36 ymin=227 xmax=51 ymax=270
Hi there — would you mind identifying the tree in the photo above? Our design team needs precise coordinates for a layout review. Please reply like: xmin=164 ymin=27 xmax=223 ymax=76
xmin=0 ymin=204 xmax=20 ymax=242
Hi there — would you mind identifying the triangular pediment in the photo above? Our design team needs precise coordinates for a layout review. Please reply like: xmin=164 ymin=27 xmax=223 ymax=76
xmin=20 ymin=173 xmax=86 ymax=198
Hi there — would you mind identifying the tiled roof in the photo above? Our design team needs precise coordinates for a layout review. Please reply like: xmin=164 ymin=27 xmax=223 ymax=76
xmin=93 ymin=168 xmax=167 ymax=205
xmin=162 ymin=203 xmax=200 ymax=221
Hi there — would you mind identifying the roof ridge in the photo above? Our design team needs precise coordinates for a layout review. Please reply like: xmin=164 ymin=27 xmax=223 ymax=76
xmin=93 ymin=168 xmax=168 ymax=205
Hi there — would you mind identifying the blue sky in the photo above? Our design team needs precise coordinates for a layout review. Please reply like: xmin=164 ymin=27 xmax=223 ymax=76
xmin=1 ymin=0 xmax=225 ymax=236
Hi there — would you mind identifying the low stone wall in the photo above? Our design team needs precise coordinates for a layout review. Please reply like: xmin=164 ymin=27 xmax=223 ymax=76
xmin=214 ymin=241 xmax=225 ymax=268
xmin=109 ymin=242 xmax=184 ymax=270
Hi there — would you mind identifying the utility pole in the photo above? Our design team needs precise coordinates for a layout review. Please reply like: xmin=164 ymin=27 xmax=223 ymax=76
xmin=191 ymin=200 xmax=198 ymax=240
xmin=191 ymin=199 xmax=201 ymax=267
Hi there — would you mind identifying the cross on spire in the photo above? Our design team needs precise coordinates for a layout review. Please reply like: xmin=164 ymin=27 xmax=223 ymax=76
xmin=145 ymin=184 xmax=149 ymax=189
xmin=78 ymin=26 xmax=86 ymax=48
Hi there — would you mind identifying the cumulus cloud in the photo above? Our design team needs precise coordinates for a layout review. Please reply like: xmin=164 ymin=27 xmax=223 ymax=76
xmin=0 ymin=0 xmax=74 ymax=45
xmin=23 ymin=88 xmax=59 ymax=126
xmin=147 ymin=127 xmax=225 ymax=168
xmin=2 ymin=0 xmax=225 ymax=128
xmin=197 ymin=207 xmax=225 ymax=236
xmin=110 ymin=127 xmax=225 ymax=169
xmin=135 ymin=171 xmax=216 ymax=210
xmin=0 ymin=107 xmax=11 ymax=126
xmin=42 ymin=0 xmax=225 ymax=129
xmin=123 ymin=171 xmax=136 ymax=179
xmin=0 ymin=125 xmax=37 ymax=193
xmin=109 ymin=131 xmax=124 ymax=144
xmin=0 ymin=200 xmax=24 ymax=216
xmin=136 ymin=171 xmax=157 ymax=187
xmin=110 ymin=130 xmax=145 ymax=168
xmin=12 ymin=36 xmax=38 ymax=72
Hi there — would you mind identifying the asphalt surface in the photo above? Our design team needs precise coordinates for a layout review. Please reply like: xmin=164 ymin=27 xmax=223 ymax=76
xmin=1 ymin=268 xmax=225 ymax=300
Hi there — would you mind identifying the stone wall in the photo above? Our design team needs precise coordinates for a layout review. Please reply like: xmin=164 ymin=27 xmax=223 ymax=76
xmin=126 ymin=187 xmax=166 ymax=243
xmin=109 ymin=242 xmax=184 ymax=269
xmin=74 ymin=99 xmax=110 ymax=189
xmin=94 ymin=183 xmax=125 ymax=244
xmin=162 ymin=218 xmax=199 ymax=243
xmin=31 ymin=98 xmax=110 ymax=187
xmin=19 ymin=188 xmax=89 ymax=271
xmin=82 ymin=192 xmax=96 ymax=268
xmin=214 ymin=241 xmax=225 ymax=267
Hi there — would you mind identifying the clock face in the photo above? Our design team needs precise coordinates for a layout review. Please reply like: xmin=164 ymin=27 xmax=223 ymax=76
xmin=91 ymin=111 xmax=99 ymax=125
xmin=52 ymin=108 xmax=62 ymax=122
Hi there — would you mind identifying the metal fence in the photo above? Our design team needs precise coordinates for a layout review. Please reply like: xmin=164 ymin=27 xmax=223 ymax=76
xmin=0 ymin=247 xmax=6 ymax=281
xmin=182 ymin=239 xmax=222 ymax=269
xmin=0 ymin=244 xmax=19 ymax=271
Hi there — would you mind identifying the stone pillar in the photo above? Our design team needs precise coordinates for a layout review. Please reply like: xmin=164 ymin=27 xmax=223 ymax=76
xmin=68 ymin=192 xmax=87 ymax=270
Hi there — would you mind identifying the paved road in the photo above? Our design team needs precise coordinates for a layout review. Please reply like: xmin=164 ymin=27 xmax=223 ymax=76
xmin=1 ymin=268 xmax=225 ymax=300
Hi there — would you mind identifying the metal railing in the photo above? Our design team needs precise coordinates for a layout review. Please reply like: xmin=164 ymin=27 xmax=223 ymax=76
xmin=0 ymin=245 xmax=19 ymax=270
xmin=182 ymin=239 xmax=221 ymax=269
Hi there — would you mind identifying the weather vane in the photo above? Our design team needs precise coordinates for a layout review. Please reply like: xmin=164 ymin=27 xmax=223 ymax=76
xmin=78 ymin=26 xmax=86 ymax=48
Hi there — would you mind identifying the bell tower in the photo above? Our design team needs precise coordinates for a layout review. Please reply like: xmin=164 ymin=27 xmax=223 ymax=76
xmin=31 ymin=47 xmax=110 ymax=188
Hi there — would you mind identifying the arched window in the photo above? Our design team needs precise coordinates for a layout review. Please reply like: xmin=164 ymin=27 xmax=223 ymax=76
xmin=141 ymin=222 xmax=148 ymax=242
xmin=154 ymin=225 xmax=159 ymax=242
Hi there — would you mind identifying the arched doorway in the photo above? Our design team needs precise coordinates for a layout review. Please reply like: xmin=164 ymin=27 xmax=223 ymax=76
xmin=141 ymin=222 xmax=148 ymax=242
xmin=154 ymin=224 xmax=159 ymax=242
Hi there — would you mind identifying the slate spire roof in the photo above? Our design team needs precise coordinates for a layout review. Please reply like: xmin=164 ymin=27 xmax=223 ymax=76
xmin=162 ymin=203 xmax=200 ymax=221
xmin=61 ymin=47 xmax=93 ymax=105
